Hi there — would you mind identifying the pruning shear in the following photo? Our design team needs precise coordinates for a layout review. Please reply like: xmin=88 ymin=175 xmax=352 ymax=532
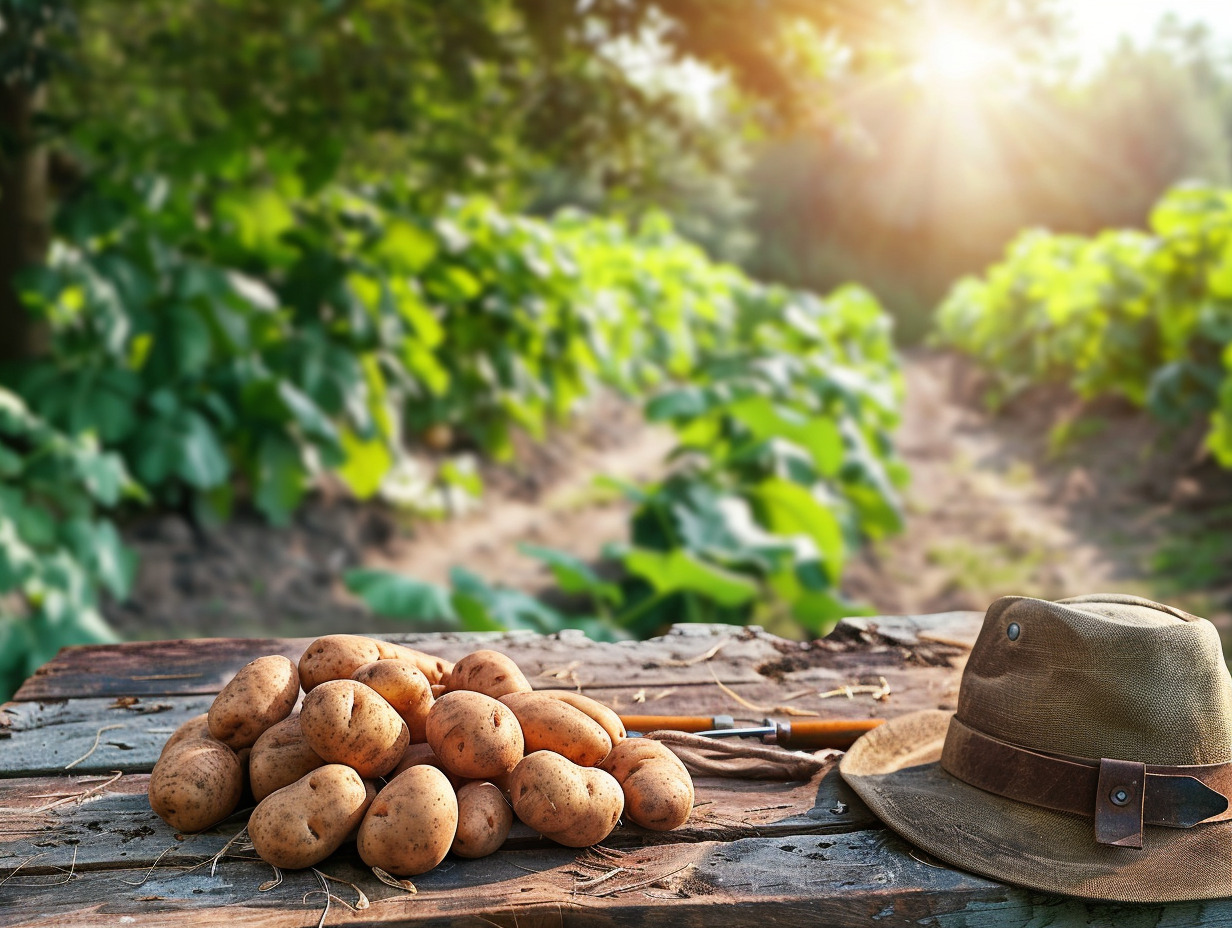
xmin=619 ymin=714 xmax=883 ymax=750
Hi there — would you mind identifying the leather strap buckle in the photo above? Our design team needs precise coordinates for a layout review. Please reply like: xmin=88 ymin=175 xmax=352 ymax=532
xmin=1095 ymin=758 xmax=1145 ymax=848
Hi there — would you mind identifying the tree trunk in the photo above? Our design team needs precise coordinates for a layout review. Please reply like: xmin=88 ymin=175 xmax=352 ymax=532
xmin=0 ymin=81 xmax=50 ymax=363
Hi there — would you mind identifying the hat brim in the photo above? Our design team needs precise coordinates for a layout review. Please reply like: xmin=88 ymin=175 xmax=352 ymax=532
xmin=839 ymin=710 xmax=1232 ymax=902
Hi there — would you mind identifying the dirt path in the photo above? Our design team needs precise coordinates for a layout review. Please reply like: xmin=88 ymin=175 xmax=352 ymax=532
xmin=105 ymin=350 xmax=1231 ymax=641
xmin=845 ymin=349 xmax=1226 ymax=628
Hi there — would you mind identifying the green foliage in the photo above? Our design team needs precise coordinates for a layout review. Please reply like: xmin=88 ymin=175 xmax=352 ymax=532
xmin=935 ymin=182 xmax=1232 ymax=465
xmin=348 ymin=274 xmax=905 ymax=640
xmin=0 ymin=387 xmax=137 ymax=699
xmin=15 ymin=165 xmax=905 ymax=659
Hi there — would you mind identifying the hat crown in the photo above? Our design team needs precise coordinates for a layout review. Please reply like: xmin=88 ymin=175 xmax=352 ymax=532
xmin=955 ymin=594 xmax=1232 ymax=766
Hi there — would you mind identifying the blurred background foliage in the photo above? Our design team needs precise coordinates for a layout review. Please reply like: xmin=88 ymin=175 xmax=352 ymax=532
xmin=5 ymin=0 xmax=1232 ymax=695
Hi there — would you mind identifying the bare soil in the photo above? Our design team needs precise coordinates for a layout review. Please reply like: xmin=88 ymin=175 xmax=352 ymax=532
xmin=103 ymin=350 xmax=1232 ymax=642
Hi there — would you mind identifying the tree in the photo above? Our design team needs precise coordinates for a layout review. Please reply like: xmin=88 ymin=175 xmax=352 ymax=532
xmin=0 ymin=0 xmax=928 ymax=363
xmin=0 ymin=0 xmax=73 ymax=361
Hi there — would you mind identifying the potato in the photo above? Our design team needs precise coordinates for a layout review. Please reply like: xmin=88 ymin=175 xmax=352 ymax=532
xmin=249 ymin=716 xmax=326 ymax=802
xmin=207 ymin=655 xmax=300 ymax=749
xmin=353 ymin=659 xmax=434 ymax=742
xmin=373 ymin=640 xmax=453 ymax=685
xmin=358 ymin=766 xmax=458 ymax=876
xmin=249 ymin=765 xmax=373 ymax=870
xmin=160 ymin=713 xmax=213 ymax=757
xmin=510 ymin=751 xmax=623 ymax=847
xmin=499 ymin=692 xmax=612 ymax=766
xmin=391 ymin=741 xmax=464 ymax=789
xmin=425 ymin=691 xmax=524 ymax=779
xmin=537 ymin=691 xmax=626 ymax=746
xmin=298 ymin=635 xmax=452 ymax=691
xmin=299 ymin=679 xmax=410 ymax=778
xmin=452 ymin=781 xmax=513 ymax=859
xmin=431 ymin=684 xmax=447 ymax=699
xmin=446 ymin=649 xmax=532 ymax=699
xmin=601 ymin=739 xmax=694 ymax=831
xmin=149 ymin=738 xmax=243 ymax=833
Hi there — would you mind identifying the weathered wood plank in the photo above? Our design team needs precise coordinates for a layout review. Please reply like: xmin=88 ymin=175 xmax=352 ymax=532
xmin=0 ymin=766 xmax=874 ymax=877
xmin=3 ymin=828 xmax=1225 ymax=928
xmin=0 ymin=697 xmax=214 ymax=777
xmin=2 ymin=660 xmax=938 ymax=778
xmin=11 ymin=618 xmax=980 ymax=702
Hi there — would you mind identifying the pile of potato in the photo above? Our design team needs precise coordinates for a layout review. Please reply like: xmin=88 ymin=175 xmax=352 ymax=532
xmin=148 ymin=634 xmax=694 ymax=876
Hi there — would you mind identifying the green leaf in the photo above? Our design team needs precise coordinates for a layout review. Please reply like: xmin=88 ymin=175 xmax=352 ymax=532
xmin=178 ymin=412 xmax=230 ymax=489
xmin=621 ymin=548 xmax=757 ymax=608
xmin=278 ymin=381 xmax=340 ymax=445
xmin=727 ymin=396 xmax=844 ymax=477
xmin=449 ymin=566 xmax=568 ymax=633
xmin=345 ymin=569 xmax=458 ymax=623
xmin=254 ymin=433 xmax=307 ymax=526
xmin=749 ymin=478 xmax=845 ymax=582
xmin=62 ymin=519 xmax=136 ymax=599
xmin=376 ymin=219 xmax=438 ymax=273
xmin=336 ymin=427 xmax=393 ymax=499
xmin=517 ymin=544 xmax=622 ymax=606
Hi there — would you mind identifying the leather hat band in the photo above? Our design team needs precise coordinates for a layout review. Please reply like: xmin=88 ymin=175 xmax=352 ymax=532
xmin=941 ymin=717 xmax=1232 ymax=849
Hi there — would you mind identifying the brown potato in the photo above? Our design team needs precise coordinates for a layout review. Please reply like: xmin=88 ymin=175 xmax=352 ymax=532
xmin=431 ymin=684 xmax=447 ymax=699
xmin=446 ymin=649 xmax=531 ymax=699
xmin=537 ymin=691 xmax=626 ymax=745
xmin=149 ymin=738 xmax=243 ymax=833
xmin=510 ymin=751 xmax=623 ymax=847
xmin=249 ymin=765 xmax=373 ymax=870
xmin=600 ymin=739 xmax=694 ymax=831
xmin=248 ymin=716 xmax=326 ymax=802
xmin=160 ymin=713 xmax=213 ymax=757
xmin=426 ymin=691 xmax=524 ymax=779
xmin=358 ymin=765 xmax=459 ymax=876
xmin=353 ymin=659 xmax=434 ymax=742
xmin=391 ymin=741 xmax=464 ymax=789
xmin=373 ymin=640 xmax=453 ymax=685
xmin=299 ymin=679 xmax=410 ymax=778
xmin=452 ymin=781 xmax=513 ymax=859
xmin=298 ymin=635 xmax=452 ymax=691
xmin=207 ymin=655 xmax=300 ymax=749
xmin=499 ymin=692 xmax=612 ymax=766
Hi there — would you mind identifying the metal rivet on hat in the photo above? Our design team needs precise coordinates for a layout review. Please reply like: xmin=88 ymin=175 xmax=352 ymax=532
xmin=1110 ymin=787 xmax=1131 ymax=807
xmin=1006 ymin=623 xmax=1020 ymax=641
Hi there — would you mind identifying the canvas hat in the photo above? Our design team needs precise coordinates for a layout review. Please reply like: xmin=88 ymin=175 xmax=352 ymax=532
xmin=840 ymin=593 xmax=1232 ymax=902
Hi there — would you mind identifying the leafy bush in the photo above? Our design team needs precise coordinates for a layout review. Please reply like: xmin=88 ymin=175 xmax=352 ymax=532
xmin=0 ymin=387 xmax=138 ymax=697
xmin=935 ymin=182 xmax=1232 ymax=462
xmin=347 ymin=280 xmax=906 ymax=639
xmin=10 ymin=171 xmax=905 ymax=661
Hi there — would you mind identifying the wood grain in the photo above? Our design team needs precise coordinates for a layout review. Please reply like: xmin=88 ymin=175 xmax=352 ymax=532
xmin=11 ymin=613 xmax=1128 ymax=928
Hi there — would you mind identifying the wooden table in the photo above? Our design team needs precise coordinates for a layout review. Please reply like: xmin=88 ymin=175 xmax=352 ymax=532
xmin=3 ymin=612 xmax=1229 ymax=927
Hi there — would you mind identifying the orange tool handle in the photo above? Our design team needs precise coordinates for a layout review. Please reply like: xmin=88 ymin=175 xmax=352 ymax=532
xmin=619 ymin=715 xmax=718 ymax=733
xmin=779 ymin=718 xmax=884 ymax=750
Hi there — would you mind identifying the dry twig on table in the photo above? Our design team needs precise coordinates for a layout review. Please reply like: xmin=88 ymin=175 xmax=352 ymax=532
xmin=538 ymin=661 xmax=583 ymax=690
xmin=122 ymin=846 xmax=179 ymax=886
xmin=372 ymin=866 xmax=417 ymax=894
xmin=25 ymin=770 xmax=124 ymax=814
xmin=64 ymin=725 xmax=125 ymax=769
xmin=586 ymin=863 xmax=694 ymax=897
xmin=655 ymin=638 xmax=730 ymax=667
xmin=707 ymin=667 xmax=819 ymax=717
xmin=313 ymin=869 xmax=370 ymax=911
xmin=817 ymin=676 xmax=891 ymax=702
xmin=258 ymin=866 xmax=284 ymax=892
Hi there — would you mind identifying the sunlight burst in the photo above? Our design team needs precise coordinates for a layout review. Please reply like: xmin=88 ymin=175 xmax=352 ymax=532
xmin=919 ymin=26 xmax=1000 ymax=84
